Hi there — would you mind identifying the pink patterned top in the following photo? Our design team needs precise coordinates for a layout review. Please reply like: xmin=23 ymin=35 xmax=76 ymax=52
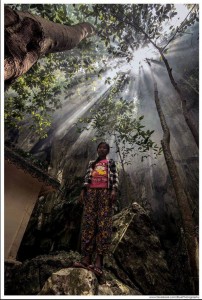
xmin=89 ymin=159 xmax=108 ymax=188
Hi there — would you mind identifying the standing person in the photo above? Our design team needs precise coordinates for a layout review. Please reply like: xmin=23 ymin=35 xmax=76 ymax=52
xmin=73 ymin=142 xmax=119 ymax=276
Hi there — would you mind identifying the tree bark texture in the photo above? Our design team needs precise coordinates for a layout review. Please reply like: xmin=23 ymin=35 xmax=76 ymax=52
xmin=147 ymin=61 xmax=199 ymax=294
xmin=159 ymin=50 xmax=199 ymax=148
xmin=4 ymin=6 xmax=95 ymax=83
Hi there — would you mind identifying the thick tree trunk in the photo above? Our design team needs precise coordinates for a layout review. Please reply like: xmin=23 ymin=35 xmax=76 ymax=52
xmin=147 ymin=60 xmax=199 ymax=294
xmin=4 ymin=6 xmax=95 ymax=84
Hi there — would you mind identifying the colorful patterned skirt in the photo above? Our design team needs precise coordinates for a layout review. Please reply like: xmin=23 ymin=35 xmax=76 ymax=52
xmin=81 ymin=188 xmax=113 ymax=256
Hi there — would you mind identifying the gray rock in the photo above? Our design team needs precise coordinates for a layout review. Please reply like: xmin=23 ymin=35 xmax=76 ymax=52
xmin=39 ymin=267 xmax=141 ymax=296
xmin=5 ymin=203 xmax=175 ymax=295
xmin=39 ymin=268 xmax=98 ymax=295
xmin=105 ymin=202 xmax=175 ymax=295
xmin=98 ymin=277 xmax=141 ymax=295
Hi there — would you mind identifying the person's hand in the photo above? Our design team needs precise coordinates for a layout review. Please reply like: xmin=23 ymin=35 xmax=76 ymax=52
xmin=78 ymin=189 xmax=86 ymax=205
xmin=110 ymin=190 xmax=117 ymax=204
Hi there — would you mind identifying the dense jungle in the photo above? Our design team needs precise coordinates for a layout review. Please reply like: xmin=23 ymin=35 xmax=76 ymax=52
xmin=4 ymin=3 xmax=199 ymax=297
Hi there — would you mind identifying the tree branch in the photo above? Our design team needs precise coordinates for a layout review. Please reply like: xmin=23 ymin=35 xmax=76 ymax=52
xmin=161 ymin=4 xmax=197 ymax=52
xmin=5 ymin=6 xmax=96 ymax=82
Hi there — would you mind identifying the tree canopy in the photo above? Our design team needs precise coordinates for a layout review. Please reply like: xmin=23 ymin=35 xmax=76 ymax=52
xmin=4 ymin=4 xmax=199 ymax=141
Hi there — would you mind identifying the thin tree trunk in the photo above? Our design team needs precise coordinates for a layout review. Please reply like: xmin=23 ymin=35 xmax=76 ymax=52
xmin=5 ymin=6 xmax=95 ymax=83
xmin=172 ymin=70 xmax=199 ymax=95
xmin=136 ymin=23 xmax=199 ymax=147
xmin=114 ymin=135 xmax=130 ymax=208
xmin=114 ymin=8 xmax=199 ymax=147
xmin=159 ymin=50 xmax=198 ymax=147
xmin=150 ymin=59 xmax=199 ymax=95
xmin=146 ymin=60 xmax=199 ymax=294
xmin=114 ymin=136 xmax=125 ymax=173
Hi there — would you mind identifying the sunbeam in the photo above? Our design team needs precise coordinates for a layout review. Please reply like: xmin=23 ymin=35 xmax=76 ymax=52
xmin=4 ymin=4 xmax=199 ymax=296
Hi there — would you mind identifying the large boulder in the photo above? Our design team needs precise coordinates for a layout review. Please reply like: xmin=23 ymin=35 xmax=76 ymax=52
xmin=39 ymin=268 xmax=98 ymax=295
xmin=5 ymin=251 xmax=80 ymax=295
xmin=39 ymin=268 xmax=140 ymax=295
xmin=5 ymin=202 xmax=175 ymax=295
xmin=105 ymin=202 xmax=175 ymax=295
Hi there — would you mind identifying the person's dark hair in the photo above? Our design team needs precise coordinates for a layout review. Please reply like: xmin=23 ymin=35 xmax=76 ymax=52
xmin=92 ymin=142 xmax=110 ymax=169
xmin=97 ymin=142 xmax=110 ymax=152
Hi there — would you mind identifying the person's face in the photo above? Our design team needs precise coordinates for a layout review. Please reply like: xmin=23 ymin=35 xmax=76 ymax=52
xmin=97 ymin=143 xmax=109 ymax=158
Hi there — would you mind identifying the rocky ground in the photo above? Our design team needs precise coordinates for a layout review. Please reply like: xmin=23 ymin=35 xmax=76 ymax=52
xmin=5 ymin=202 xmax=175 ymax=296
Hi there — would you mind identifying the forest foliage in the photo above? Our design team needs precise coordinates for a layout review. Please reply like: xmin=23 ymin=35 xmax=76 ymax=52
xmin=5 ymin=4 xmax=199 ymax=146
